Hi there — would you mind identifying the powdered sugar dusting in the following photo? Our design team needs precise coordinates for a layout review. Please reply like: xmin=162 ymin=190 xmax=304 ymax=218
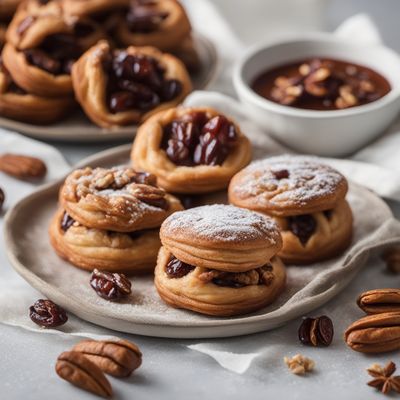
xmin=234 ymin=155 xmax=346 ymax=206
xmin=163 ymin=204 xmax=279 ymax=243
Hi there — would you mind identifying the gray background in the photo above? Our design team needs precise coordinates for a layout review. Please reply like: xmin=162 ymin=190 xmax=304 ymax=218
xmin=2 ymin=1 xmax=400 ymax=399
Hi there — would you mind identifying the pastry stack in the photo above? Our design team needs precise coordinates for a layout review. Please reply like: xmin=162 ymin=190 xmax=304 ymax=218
xmin=49 ymin=166 xmax=183 ymax=273
xmin=0 ymin=0 xmax=197 ymax=126
xmin=155 ymin=204 xmax=287 ymax=316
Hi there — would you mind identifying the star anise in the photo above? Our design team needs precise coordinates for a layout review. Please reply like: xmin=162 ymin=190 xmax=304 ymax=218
xmin=367 ymin=361 xmax=400 ymax=395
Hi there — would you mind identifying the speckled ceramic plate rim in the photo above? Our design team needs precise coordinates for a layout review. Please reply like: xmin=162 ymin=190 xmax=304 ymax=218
xmin=4 ymin=145 xmax=399 ymax=338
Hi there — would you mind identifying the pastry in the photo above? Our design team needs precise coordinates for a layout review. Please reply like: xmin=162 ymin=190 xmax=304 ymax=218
xmin=114 ymin=0 xmax=191 ymax=52
xmin=228 ymin=155 xmax=353 ymax=264
xmin=154 ymin=204 xmax=286 ymax=316
xmin=59 ymin=166 xmax=183 ymax=232
xmin=71 ymin=40 xmax=192 ymax=127
xmin=4 ymin=1 xmax=106 ymax=97
xmin=131 ymin=106 xmax=252 ymax=194
xmin=0 ymin=0 xmax=23 ymax=22
xmin=49 ymin=208 xmax=161 ymax=273
xmin=0 ymin=57 xmax=74 ymax=124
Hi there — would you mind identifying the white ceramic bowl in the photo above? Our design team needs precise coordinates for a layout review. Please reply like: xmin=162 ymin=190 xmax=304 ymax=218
xmin=233 ymin=33 xmax=400 ymax=156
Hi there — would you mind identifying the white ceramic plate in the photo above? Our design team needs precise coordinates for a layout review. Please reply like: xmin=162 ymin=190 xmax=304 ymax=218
xmin=4 ymin=145 xmax=397 ymax=338
xmin=0 ymin=34 xmax=218 ymax=143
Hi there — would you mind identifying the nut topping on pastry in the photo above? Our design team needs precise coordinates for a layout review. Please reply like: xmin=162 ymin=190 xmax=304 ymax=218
xmin=162 ymin=112 xmax=238 ymax=166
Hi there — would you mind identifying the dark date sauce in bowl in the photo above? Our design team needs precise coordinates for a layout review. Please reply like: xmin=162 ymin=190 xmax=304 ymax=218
xmin=251 ymin=58 xmax=391 ymax=111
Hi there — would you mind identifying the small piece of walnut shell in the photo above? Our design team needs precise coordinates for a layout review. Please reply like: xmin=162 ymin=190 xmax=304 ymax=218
xmin=284 ymin=354 xmax=315 ymax=375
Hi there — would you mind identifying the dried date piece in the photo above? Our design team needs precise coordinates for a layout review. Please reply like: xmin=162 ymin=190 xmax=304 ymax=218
xmin=166 ymin=256 xmax=195 ymax=278
xmin=298 ymin=315 xmax=334 ymax=346
xmin=0 ymin=153 xmax=47 ymax=179
xmin=0 ymin=187 xmax=4 ymax=211
xmin=288 ymin=214 xmax=317 ymax=246
xmin=29 ymin=299 xmax=68 ymax=328
xmin=162 ymin=112 xmax=238 ymax=167
xmin=126 ymin=0 xmax=169 ymax=33
xmin=56 ymin=351 xmax=112 ymax=398
xmin=90 ymin=269 xmax=132 ymax=301
xmin=72 ymin=339 xmax=142 ymax=377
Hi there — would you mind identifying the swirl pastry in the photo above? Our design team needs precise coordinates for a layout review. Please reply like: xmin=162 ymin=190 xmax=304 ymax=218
xmin=114 ymin=0 xmax=191 ymax=52
xmin=228 ymin=155 xmax=353 ymax=264
xmin=155 ymin=204 xmax=286 ymax=316
xmin=72 ymin=41 xmax=191 ymax=127
xmin=4 ymin=1 xmax=106 ymax=97
xmin=0 ymin=57 xmax=74 ymax=124
xmin=49 ymin=208 xmax=161 ymax=273
xmin=131 ymin=107 xmax=252 ymax=194
xmin=59 ymin=166 xmax=183 ymax=232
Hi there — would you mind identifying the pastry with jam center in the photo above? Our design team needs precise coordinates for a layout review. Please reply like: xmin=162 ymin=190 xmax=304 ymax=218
xmin=154 ymin=204 xmax=286 ymax=316
xmin=0 ymin=56 xmax=74 ymax=124
xmin=49 ymin=208 xmax=161 ymax=273
xmin=228 ymin=155 xmax=353 ymax=264
xmin=114 ymin=0 xmax=191 ymax=52
xmin=3 ymin=0 xmax=107 ymax=97
xmin=59 ymin=166 xmax=183 ymax=232
xmin=131 ymin=106 xmax=252 ymax=194
xmin=71 ymin=40 xmax=192 ymax=127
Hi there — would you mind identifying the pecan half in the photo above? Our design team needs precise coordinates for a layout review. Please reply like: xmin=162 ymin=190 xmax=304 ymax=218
xmin=130 ymin=183 xmax=168 ymax=209
xmin=72 ymin=339 xmax=142 ymax=377
xmin=344 ymin=312 xmax=400 ymax=353
xmin=358 ymin=289 xmax=400 ymax=314
xmin=382 ymin=247 xmax=400 ymax=274
xmin=0 ymin=153 xmax=47 ymax=179
xmin=55 ymin=351 xmax=112 ymax=398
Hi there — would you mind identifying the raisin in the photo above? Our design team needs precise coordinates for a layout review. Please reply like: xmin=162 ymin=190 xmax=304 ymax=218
xmin=90 ymin=269 xmax=132 ymax=301
xmin=272 ymin=169 xmax=289 ymax=180
xmin=29 ymin=299 xmax=68 ymax=328
xmin=61 ymin=212 xmax=75 ymax=232
xmin=126 ymin=0 xmax=169 ymax=33
xmin=288 ymin=214 xmax=316 ymax=245
xmin=166 ymin=256 xmax=195 ymax=278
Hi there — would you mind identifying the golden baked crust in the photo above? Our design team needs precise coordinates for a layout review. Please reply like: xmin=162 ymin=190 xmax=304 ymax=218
xmin=131 ymin=106 xmax=252 ymax=194
xmin=0 ymin=64 xmax=74 ymax=124
xmin=49 ymin=208 xmax=160 ymax=273
xmin=154 ymin=247 xmax=286 ymax=317
xmin=71 ymin=41 xmax=192 ymax=128
xmin=115 ymin=0 xmax=191 ymax=52
xmin=0 ymin=0 xmax=23 ymax=21
xmin=4 ymin=2 xmax=107 ymax=97
xmin=228 ymin=155 xmax=348 ymax=217
xmin=160 ymin=204 xmax=282 ymax=272
xmin=60 ymin=166 xmax=184 ymax=232
xmin=274 ymin=200 xmax=353 ymax=264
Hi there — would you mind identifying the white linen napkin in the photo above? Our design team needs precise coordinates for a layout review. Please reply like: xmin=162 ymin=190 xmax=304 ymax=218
xmin=1 ymin=10 xmax=400 ymax=376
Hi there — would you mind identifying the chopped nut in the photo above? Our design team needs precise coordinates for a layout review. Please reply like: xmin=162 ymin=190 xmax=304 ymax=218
xmin=284 ymin=354 xmax=315 ymax=375
xmin=285 ymin=85 xmax=302 ymax=97
xmin=274 ymin=76 xmax=291 ymax=88
xmin=299 ymin=63 xmax=311 ymax=76
xmin=360 ymin=80 xmax=375 ymax=92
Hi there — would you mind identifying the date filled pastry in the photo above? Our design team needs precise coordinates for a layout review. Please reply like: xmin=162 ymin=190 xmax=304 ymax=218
xmin=0 ymin=56 xmax=74 ymax=124
xmin=154 ymin=204 xmax=286 ymax=316
xmin=228 ymin=155 xmax=353 ymax=265
xmin=49 ymin=208 xmax=161 ymax=273
xmin=71 ymin=40 xmax=191 ymax=127
xmin=3 ymin=1 xmax=106 ymax=97
xmin=115 ymin=0 xmax=191 ymax=52
xmin=131 ymin=107 xmax=252 ymax=194
xmin=59 ymin=166 xmax=183 ymax=232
